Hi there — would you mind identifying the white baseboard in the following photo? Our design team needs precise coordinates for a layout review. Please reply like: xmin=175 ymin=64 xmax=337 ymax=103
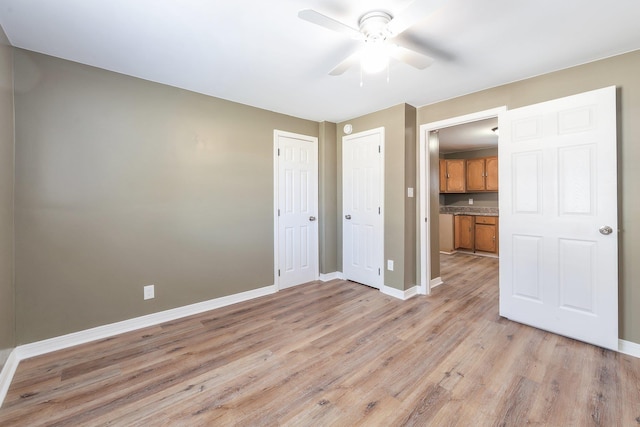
xmin=381 ymin=285 xmax=419 ymax=300
xmin=17 ymin=284 xmax=277 ymax=360
xmin=0 ymin=284 xmax=277 ymax=408
xmin=430 ymin=277 xmax=444 ymax=289
xmin=0 ymin=349 xmax=19 ymax=408
xmin=319 ymin=272 xmax=344 ymax=282
xmin=619 ymin=339 xmax=640 ymax=359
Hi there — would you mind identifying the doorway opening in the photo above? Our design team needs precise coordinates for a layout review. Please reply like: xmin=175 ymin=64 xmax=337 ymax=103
xmin=418 ymin=107 xmax=506 ymax=295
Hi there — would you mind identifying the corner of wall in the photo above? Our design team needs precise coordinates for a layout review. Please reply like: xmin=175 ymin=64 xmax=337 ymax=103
xmin=404 ymin=104 xmax=417 ymax=290
xmin=319 ymin=121 xmax=338 ymax=274
xmin=0 ymin=21 xmax=16 ymax=362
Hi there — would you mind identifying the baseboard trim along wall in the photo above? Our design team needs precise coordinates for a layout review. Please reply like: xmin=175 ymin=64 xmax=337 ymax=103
xmin=619 ymin=339 xmax=640 ymax=358
xmin=0 ymin=350 xmax=19 ymax=409
xmin=319 ymin=272 xmax=344 ymax=281
xmin=381 ymin=285 xmax=418 ymax=300
xmin=17 ymin=284 xmax=277 ymax=360
xmin=0 ymin=284 xmax=277 ymax=408
xmin=430 ymin=277 xmax=444 ymax=289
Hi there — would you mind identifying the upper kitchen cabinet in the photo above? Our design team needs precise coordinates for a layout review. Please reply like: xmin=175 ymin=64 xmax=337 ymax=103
xmin=439 ymin=159 xmax=446 ymax=192
xmin=440 ymin=159 xmax=466 ymax=193
xmin=485 ymin=156 xmax=498 ymax=191
xmin=466 ymin=156 xmax=498 ymax=192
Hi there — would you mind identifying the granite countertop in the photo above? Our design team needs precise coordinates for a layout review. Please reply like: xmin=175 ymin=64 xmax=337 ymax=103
xmin=439 ymin=206 xmax=499 ymax=216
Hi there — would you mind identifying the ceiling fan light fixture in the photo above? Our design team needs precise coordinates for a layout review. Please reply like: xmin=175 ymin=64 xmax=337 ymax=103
xmin=360 ymin=41 xmax=389 ymax=74
xmin=298 ymin=7 xmax=436 ymax=77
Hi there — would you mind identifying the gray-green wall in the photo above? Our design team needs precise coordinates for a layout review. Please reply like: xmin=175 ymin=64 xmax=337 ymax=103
xmin=419 ymin=49 xmax=640 ymax=344
xmin=0 ymin=24 xmax=14 ymax=365
xmin=13 ymin=50 xmax=319 ymax=343
xmin=319 ymin=122 xmax=337 ymax=274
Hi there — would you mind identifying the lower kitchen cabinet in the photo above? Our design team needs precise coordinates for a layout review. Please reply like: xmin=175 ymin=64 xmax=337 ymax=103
xmin=454 ymin=215 xmax=474 ymax=250
xmin=474 ymin=216 xmax=498 ymax=253
xmin=452 ymin=214 xmax=499 ymax=254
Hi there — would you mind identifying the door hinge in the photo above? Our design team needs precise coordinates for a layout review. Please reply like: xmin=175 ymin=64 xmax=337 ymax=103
xmin=278 ymin=209 xmax=280 ymax=216
xmin=425 ymin=217 xmax=428 ymax=222
xmin=378 ymin=268 xmax=381 ymax=275
xmin=378 ymin=145 xmax=381 ymax=153
xmin=378 ymin=207 xmax=381 ymax=214
xmin=278 ymin=269 xmax=280 ymax=277
xmin=277 ymin=148 xmax=280 ymax=156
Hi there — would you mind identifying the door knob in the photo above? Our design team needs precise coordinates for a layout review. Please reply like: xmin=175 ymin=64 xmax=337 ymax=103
xmin=345 ymin=215 xmax=352 ymax=220
xmin=309 ymin=216 xmax=316 ymax=222
xmin=599 ymin=225 xmax=613 ymax=235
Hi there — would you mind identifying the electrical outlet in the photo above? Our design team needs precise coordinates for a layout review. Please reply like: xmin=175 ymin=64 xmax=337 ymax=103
xmin=387 ymin=260 xmax=394 ymax=271
xmin=468 ymin=198 xmax=474 ymax=205
xmin=144 ymin=285 xmax=155 ymax=300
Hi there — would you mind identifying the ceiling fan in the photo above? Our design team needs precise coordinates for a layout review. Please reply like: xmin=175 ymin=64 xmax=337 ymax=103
xmin=298 ymin=1 xmax=444 ymax=76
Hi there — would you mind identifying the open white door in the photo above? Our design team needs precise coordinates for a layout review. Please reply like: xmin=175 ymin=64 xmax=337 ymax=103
xmin=275 ymin=130 xmax=318 ymax=289
xmin=343 ymin=127 xmax=384 ymax=289
xmin=499 ymin=86 xmax=618 ymax=350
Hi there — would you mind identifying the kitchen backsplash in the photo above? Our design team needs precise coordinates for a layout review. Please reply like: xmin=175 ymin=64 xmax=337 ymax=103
xmin=440 ymin=206 xmax=499 ymax=215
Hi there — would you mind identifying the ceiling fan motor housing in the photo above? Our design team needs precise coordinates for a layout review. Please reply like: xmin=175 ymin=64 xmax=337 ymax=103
xmin=358 ymin=11 xmax=393 ymax=42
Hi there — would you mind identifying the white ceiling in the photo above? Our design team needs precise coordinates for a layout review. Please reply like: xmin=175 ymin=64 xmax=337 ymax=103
xmin=0 ymin=0 xmax=639 ymax=123
xmin=438 ymin=118 xmax=498 ymax=154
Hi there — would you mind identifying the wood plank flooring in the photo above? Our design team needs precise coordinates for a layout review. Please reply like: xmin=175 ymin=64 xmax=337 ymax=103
xmin=1 ymin=253 xmax=639 ymax=426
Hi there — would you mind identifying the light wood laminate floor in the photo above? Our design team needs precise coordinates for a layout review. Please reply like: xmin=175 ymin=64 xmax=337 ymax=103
xmin=1 ymin=253 xmax=639 ymax=426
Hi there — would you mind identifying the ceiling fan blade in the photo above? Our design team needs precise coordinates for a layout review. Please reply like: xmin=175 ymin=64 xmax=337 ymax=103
xmin=388 ymin=45 xmax=434 ymax=70
xmin=298 ymin=9 xmax=362 ymax=39
xmin=387 ymin=0 xmax=447 ymax=35
xmin=394 ymin=33 xmax=435 ymax=58
xmin=329 ymin=51 xmax=362 ymax=76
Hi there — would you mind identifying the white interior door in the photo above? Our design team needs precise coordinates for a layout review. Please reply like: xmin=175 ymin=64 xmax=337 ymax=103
xmin=499 ymin=86 xmax=618 ymax=350
xmin=275 ymin=130 xmax=318 ymax=289
xmin=343 ymin=127 xmax=384 ymax=289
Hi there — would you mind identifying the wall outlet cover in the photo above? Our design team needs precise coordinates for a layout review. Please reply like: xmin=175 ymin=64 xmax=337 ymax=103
xmin=144 ymin=285 xmax=155 ymax=300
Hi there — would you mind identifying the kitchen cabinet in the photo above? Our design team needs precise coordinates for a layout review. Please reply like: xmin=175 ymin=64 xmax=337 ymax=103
xmin=454 ymin=215 xmax=474 ymax=250
xmin=452 ymin=214 xmax=499 ymax=254
xmin=474 ymin=216 xmax=498 ymax=253
xmin=439 ymin=159 xmax=447 ymax=193
xmin=466 ymin=156 xmax=498 ymax=192
xmin=485 ymin=157 xmax=498 ymax=191
xmin=440 ymin=159 xmax=466 ymax=193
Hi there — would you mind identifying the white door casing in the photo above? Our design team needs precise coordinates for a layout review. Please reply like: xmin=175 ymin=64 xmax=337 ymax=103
xmin=499 ymin=86 xmax=618 ymax=350
xmin=343 ymin=127 xmax=384 ymax=289
xmin=274 ymin=130 xmax=319 ymax=289
xmin=418 ymin=107 xmax=506 ymax=295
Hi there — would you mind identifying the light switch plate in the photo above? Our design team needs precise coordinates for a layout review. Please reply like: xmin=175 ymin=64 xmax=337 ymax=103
xmin=407 ymin=187 xmax=414 ymax=198
xmin=387 ymin=260 xmax=394 ymax=271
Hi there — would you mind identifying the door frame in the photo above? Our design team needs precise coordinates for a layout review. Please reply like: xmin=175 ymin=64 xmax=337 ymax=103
xmin=418 ymin=107 xmax=506 ymax=295
xmin=342 ymin=127 xmax=385 ymax=289
xmin=273 ymin=129 xmax=319 ymax=290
